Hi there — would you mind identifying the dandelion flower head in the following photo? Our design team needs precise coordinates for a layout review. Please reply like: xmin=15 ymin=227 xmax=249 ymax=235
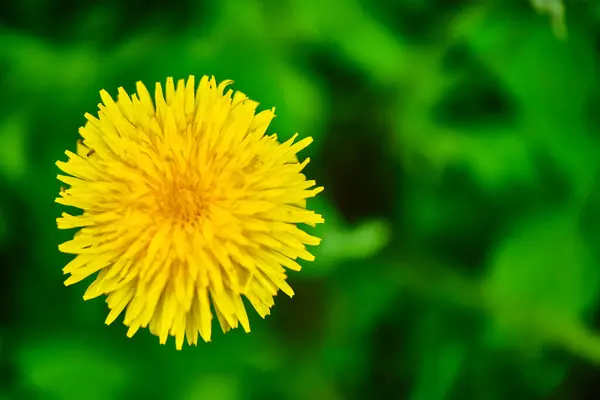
xmin=56 ymin=75 xmax=324 ymax=349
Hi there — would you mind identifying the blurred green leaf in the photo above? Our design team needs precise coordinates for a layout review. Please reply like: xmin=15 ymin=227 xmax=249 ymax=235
xmin=482 ymin=210 xmax=600 ymax=373
xmin=320 ymin=219 xmax=391 ymax=260
xmin=0 ymin=209 xmax=7 ymax=247
xmin=521 ymin=353 xmax=569 ymax=396
xmin=307 ymin=197 xmax=391 ymax=277
xmin=485 ymin=211 xmax=599 ymax=325
xmin=410 ymin=314 xmax=465 ymax=400
xmin=0 ymin=113 xmax=28 ymax=183
xmin=423 ymin=128 xmax=536 ymax=193
xmin=182 ymin=374 xmax=240 ymax=400
xmin=466 ymin=6 xmax=599 ymax=200
xmin=0 ymin=35 xmax=103 ymax=109
xmin=288 ymin=0 xmax=407 ymax=84
xmin=16 ymin=338 xmax=132 ymax=400
xmin=530 ymin=0 xmax=567 ymax=39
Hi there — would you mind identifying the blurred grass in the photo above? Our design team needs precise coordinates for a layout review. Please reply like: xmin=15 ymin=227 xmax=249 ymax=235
xmin=2 ymin=0 xmax=600 ymax=399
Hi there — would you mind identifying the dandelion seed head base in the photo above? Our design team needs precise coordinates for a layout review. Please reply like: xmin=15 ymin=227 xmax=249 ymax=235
xmin=56 ymin=75 xmax=324 ymax=349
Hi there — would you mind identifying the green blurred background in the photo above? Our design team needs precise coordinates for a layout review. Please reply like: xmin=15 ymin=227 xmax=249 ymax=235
xmin=2 ymin=0 xmax=600 ymax=398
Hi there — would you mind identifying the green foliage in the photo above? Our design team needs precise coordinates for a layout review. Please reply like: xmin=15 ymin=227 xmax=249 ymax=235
xmin=410 ymin=312 xmax=466 ymax=400
xmin=486 ymin=212 xmax=598 ymax=325
xmin=16 ymin=338 xmax=132 ymax=400
xmin=530 ymin=0 xmax=567 ymax=39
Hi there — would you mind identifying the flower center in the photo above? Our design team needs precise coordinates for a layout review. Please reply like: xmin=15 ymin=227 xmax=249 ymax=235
xmin=176 ymin=187 xmax=204 ymax=219
xmin=155 ymin=179 xmax=206 ymax=223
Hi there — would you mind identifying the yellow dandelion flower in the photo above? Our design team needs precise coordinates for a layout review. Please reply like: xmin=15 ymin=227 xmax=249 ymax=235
xmin=56 ymin=75 xmax=324 ymax=349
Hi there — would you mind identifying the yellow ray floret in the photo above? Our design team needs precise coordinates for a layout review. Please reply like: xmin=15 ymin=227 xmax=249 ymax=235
xmin=56 ymin=75 xmax=324 ymax=349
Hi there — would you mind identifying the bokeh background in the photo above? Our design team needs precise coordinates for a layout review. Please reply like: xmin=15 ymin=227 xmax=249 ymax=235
xmin=1 ymin=0 xmax=600 ymax=398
